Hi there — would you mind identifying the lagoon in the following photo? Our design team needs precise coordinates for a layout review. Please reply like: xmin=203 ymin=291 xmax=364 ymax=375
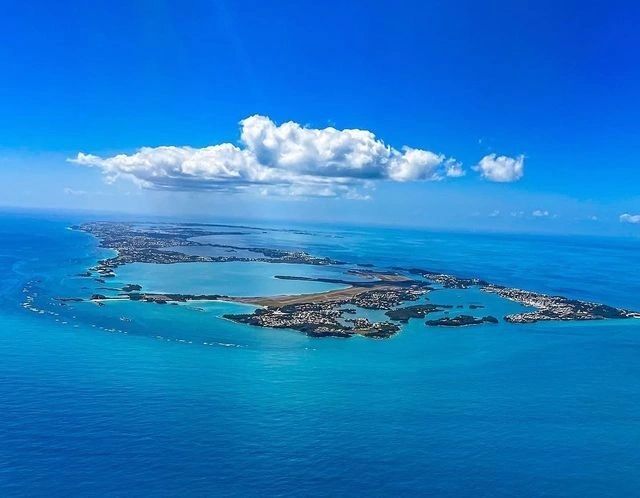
xmin=115 ymin=260 xmax=354 ymax=297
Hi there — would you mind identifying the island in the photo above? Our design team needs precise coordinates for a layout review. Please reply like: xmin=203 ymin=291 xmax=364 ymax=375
xmin=385 ymin=304 xmax=452 ymax=323
xmin=425 ymin=315 xmax=499 ymax=327
xmin=62 ymin=221 xmax=640 ymax=340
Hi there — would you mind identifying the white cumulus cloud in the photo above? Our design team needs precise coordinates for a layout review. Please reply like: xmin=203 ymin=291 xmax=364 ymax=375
xmin=620 ymin=213 xmax=640 ymax=224
xmin=474 ymin=153 xmax=524 ymax=183
xmin=71 ymin=115 xmax=465 ymax=198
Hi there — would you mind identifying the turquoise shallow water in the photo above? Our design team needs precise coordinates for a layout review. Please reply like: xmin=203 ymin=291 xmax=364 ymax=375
xmin=1 ymin=211 xmax=640 ymax=496
xmin=116 ymin=261 xmax=351 ymax=297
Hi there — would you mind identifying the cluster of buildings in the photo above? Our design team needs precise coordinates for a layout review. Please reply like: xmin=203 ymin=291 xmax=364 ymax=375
xmin=350 ymin=286 xmax=427 ymax=309
xmin=484 ymin=285 xmax=638 ymax=323
xmin=226 ymin=299 xmax=402 ymax=338
xmin=411 ymin=269 xmax=488 ymax=289
xmin=410 ymin=267 xmax=638 ymax=324
xmin=77 ymin=222 xmax=339 ymax=278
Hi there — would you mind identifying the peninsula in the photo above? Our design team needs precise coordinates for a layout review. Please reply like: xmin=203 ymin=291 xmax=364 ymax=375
xmin=75 ymin=222 xmax=342 ymax=279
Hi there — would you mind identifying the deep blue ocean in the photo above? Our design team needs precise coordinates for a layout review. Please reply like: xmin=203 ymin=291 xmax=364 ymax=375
xmin=1 ymin=210 xmax=640 ymax=497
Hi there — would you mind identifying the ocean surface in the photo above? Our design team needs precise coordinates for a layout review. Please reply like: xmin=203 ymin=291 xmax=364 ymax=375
xmin=1 ymin=210 xmax=640 ymax=496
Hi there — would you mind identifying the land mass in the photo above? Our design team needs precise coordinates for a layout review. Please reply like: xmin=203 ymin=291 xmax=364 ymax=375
xmin=425 ymin=315 xmax=499 ymax=327
xmin=385 ymin=304 xmax=453 ymax=323
xmin=408 ymin=269 xmax=638 ymax=323
xmin=69 ymin=221 xmax=640 ymax=340
xmin=75 ymin=222 xmax=343 ymax=279
xmin=226 ymin=271 xmax=431 ymax=339
xmin=225 ymin=304 xmax=402 ymax=339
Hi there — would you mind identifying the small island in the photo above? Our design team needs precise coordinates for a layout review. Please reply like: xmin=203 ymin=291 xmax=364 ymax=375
xmin=385 ymin=304 xmax=452 ymax=323
xmin=426 ymin=315 xmax=499 ymax=327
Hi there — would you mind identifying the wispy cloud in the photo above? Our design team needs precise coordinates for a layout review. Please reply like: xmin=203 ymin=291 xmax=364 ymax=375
xmin=63 ymin=187 xmax=88 ymax=196
xmin=532 ymin=209 xmax=550 ymax=217
xmin=70 ymin=115 xmax=467 ymax=199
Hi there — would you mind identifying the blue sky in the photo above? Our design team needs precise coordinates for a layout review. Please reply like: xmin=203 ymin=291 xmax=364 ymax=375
xmin=1 ymin=0 xmax=639 ymax=234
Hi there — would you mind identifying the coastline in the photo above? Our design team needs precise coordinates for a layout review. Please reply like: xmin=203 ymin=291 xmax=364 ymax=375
xmin=67 ymin=221 xmax=640 ymax=340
